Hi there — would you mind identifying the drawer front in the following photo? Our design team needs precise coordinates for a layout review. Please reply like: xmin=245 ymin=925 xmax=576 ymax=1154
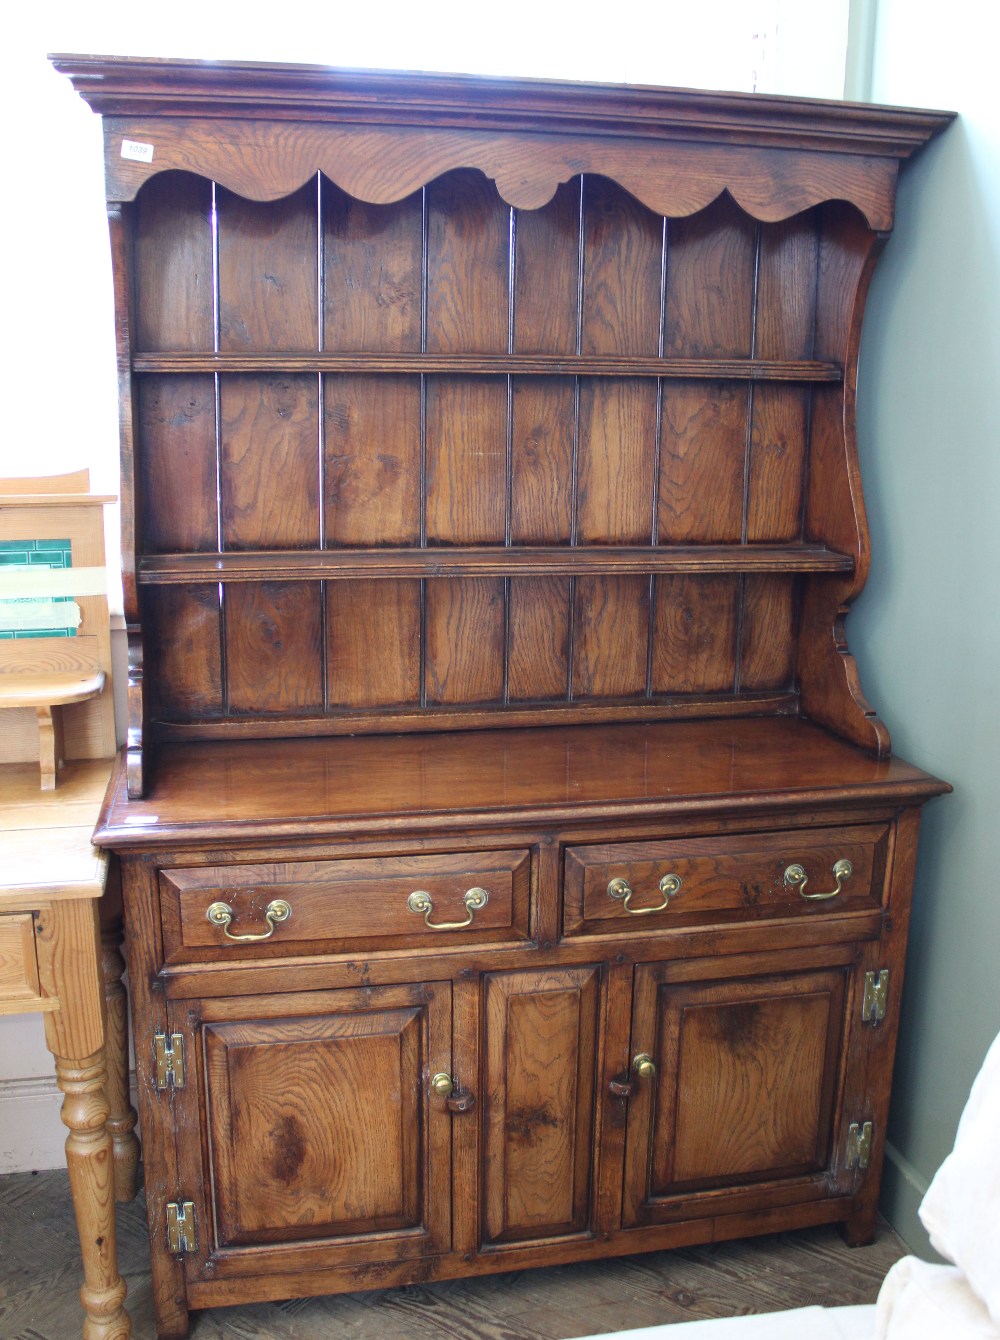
xmin=0 ymin=913 xmax=44 ymax=1013
xmin=160 ymin=849 xmax=531 ymax=962
xmin=563 ymin=825 xmax=889 ymax=936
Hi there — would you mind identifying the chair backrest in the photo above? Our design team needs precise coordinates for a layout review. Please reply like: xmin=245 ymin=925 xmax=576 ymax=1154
xmin=0 ymin=471 xmax=117 ymax=763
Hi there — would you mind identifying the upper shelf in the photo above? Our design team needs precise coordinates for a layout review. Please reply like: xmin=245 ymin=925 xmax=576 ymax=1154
xmin=132 ymin=353 xmax=843 ymax=382
xmin=137 ymin=544 xmax=854 ymax=584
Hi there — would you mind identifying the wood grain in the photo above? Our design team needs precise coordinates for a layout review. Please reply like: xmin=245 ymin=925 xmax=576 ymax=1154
xmin=323 ymin=182 xmax=422 ymax=352
xmin=220 ymin=375 xmax=320 ymax=549
xmin=664 ymin=196 xmax=756 ymax=358
xmin=658 ymin=381 xmax=747 ymax=543
xmin=482 ymin=966 xmax=599 ymax=1244
xmin=572 ymin=576 xmax=649 ymax=699
xmin=581 ymin=176 xmax=662 ymax=358
xmin=747 ymin=386 xmax=809 ymax=542
xmin=218 ymin=181 xmax=318 ymax=351
xmin=134 ymin=171 xmax=213 ymax=352
xmin=741 ymin=575 xmax=797 ymax=690
xmin=510 ymin=379 xmax=575 ymax=543
xmin=507 ymin=577 xmax=571 ymax=702
xmin=651 ymin=575 xmax=738 ymax=694
xmin=512 ymin=181 xmax=579 ymax=355
xmin=426 ymin=169 xmax=509 ymax=354
xmin=424 ymin=578 xmax=505 ymax=705
xmin=160 ymin=849 xmax=530 ymax=960
xmin=224 ymin=582 xmax=323 ymax=714
xmin=138 ymin=375 xmax=217 ymax=552
xmin=577 ymin=379 xmax=658 ymax=543
xmin=324 ymin=374 xmax=421 ymax=545
xmin=326 ymin=579 xmax=421 ymax=708
xmin=143 ymin=584 xmax=222 ymax=719
xmin=425 ymin=379 xmax=506 ymax=544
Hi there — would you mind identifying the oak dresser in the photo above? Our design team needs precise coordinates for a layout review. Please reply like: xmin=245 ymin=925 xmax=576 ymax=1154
xmin=54 ymin=55 xmax=951 ymax=1338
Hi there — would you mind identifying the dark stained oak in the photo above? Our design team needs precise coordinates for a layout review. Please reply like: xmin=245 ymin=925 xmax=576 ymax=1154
xmin=59 ymin=55 xmax=953 ymax=1339
xmin=137 ymin=544 xmax=854 ymax=582
xmin=481 ymin=967 xmax=600 ymax=1244
xmin=95 ymin=717 xmax=947 ymax=848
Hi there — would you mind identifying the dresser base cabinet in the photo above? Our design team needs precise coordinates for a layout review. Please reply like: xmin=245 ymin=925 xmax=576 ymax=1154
xmin=98 ymin=725 xmax=946 ymax=1338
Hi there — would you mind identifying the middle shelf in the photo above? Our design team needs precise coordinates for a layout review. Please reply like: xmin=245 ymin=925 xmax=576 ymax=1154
xmin=137 ymin=544 xmax=854 ymax=585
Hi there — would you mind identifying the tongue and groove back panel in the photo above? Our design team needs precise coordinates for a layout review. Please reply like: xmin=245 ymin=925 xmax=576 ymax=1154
xmin=132 ymin=171 xmax=853 ymax=734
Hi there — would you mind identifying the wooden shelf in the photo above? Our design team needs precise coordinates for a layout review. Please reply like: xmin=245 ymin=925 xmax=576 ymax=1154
xmin=137 ymin=544 xmax=854 ymax=585
xmin=131 ymin=352 xmax=843 ymax=382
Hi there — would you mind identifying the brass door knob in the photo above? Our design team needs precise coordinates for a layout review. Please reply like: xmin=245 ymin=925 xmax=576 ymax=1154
xmin=633 ymin=1053 xmax=656 ymax=1080
xmin=430 ymin=1072 xmax=454 ymax=1097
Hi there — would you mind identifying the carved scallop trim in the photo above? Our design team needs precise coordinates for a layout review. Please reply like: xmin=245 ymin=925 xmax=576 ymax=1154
xmin=105 ymin=119 xmax=897 ymax=229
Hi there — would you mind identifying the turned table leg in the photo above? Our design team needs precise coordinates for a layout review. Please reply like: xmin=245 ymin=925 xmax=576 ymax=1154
xmin=55 ymin=1052 xmax=131 ymax=1340
xmin=35 ymin=897 xmax=132 ymax=1340
xmin=99 ymin=875 xmax=140 ymax=1201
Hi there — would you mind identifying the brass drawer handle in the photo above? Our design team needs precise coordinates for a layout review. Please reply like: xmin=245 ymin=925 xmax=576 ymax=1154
xmin=784 ymin=859 xmax=854 ymax=901
xmin=607 ymin=873 xmax=681 ymax=915
xmin=407 ymin=886 xmax=488 ymax=931
xmin=205 ymin=898 xmax=292 ymax=942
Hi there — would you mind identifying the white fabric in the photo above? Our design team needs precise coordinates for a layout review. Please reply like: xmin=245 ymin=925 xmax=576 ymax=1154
xmin=918 ymin=1030 xmax=1000 ymax=1326
xmin=875 ymin=1258 xmax=999 ymax=1339
xmin=574 ymin=1304 xmax=875 ymax=1340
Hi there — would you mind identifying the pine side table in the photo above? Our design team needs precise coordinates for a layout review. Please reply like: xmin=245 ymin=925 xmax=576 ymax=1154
xmin=0 ymin=757 xmax=137 ymax=1340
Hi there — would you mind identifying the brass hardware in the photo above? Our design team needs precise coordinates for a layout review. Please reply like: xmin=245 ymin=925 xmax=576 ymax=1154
xmin=154 ymin=1033 xmax=186 ymax=1090
xmin=607 ymin=873 xmax=681 ymax=915
xmin=783 ymin=858 xmax=853 ymax=901
xmin=862 ymin=969 xmax=890 ymax=1026
xmin=205 ymin=897 xmax=292 ymax=942
xmin=845 ymin=1120 xmax=874 ymax=1171
xmin=407 ymin=886 xmax=488 ymax=931
xmin=430 ymin=1072 xmax=454 ymax=1097
xmin=633 ymin=1053 xmax=656 ymax=1080
xmin=165 ymin=1200 xmax=197 ymax=1255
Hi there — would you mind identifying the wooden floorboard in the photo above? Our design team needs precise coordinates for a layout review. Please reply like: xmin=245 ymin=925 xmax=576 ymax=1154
xmin=0 ymin=1169 xmax=907 ymax=1339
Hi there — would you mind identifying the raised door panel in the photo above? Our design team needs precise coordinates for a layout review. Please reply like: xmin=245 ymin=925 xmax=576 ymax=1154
xmin=173 ymin=982 xmax=451 ymax=1280
xmin=622 ymin=954 xmax=859 ymax=1229
xmin=481 ymin=965 xmax=601 ymax=1248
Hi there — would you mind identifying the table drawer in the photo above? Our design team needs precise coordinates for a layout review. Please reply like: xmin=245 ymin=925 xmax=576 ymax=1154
xmin=562 ymin=825 xmax=890 ymax=937
xmin=160 ymin=849 xmax=531 ymax=962
xmin=0 ymin=913 xmax=45 ymax=1013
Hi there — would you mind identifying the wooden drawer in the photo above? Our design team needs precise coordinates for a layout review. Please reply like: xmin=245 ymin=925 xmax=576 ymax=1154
xmin=562 ymin=824 xmax=890 ymax=937
xmin=160 ymin=849 xmax=531 ymax=963
xmin=0 ymin=913 xmax=45 ymax=1013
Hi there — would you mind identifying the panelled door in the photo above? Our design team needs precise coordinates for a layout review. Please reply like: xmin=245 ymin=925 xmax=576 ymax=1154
xmin=479 ymin=965 xmax=603 ymax=1249
xmin=170 ymin=981 xmax=452 ymax=1282
xmin=622 ymin=948 xmax=868 ymax=1228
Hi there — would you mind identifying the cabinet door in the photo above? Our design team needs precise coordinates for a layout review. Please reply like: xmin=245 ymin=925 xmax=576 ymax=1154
xmin=172 ymin=981 xmax=452 ymax=1283
xmin=622 ymin=951 xmax=866 ymax=1228
xmin=480 ymin=965 xmax=602 ymax=1248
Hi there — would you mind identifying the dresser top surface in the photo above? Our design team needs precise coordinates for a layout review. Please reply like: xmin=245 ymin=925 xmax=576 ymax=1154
xmin=95 ymin=719 xmax=947 ymax=849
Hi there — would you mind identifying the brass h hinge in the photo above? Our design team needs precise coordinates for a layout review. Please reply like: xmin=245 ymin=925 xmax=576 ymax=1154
xmin=845 ymin=1121 xmax=874 ymax=1171
xmin=862 ymin=970 xmax=890 ymax=1026
xmin=165 ymin=1200 xmax=197 ymax=1255
xmin=154 ymin=1033 xmax=186 ymax=1090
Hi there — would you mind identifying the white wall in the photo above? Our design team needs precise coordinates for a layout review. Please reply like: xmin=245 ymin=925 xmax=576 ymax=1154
xmin=850 ymin=0 xmax=1000 ymax=1253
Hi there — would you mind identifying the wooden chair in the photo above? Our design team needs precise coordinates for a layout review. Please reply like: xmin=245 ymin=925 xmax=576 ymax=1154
xmin=0 ymin=470 xmax=116 ymax=787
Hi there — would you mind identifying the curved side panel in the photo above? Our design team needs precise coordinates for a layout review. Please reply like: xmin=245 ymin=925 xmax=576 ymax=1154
xmin=102 ymin=118 xmax=899 ymax=229
xmin=798 ymin=206 xmax=890 ymax=757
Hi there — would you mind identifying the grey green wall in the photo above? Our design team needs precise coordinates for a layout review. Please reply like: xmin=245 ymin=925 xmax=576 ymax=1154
xmin=849 ymin=0 xmax=1000 ymax=1252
